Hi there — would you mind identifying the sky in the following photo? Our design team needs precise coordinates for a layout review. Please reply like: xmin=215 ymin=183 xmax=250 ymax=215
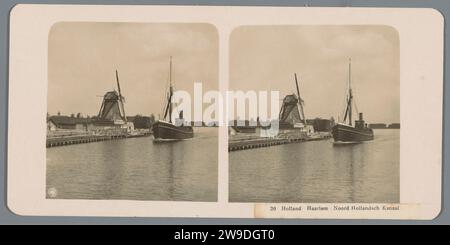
xmin=230 ymin=25 xmax=400 ymax=124
xmin=48 ymin=24 xmax=399 ymax=124
xmin=48 ymin=22 xmax=219 ymax=118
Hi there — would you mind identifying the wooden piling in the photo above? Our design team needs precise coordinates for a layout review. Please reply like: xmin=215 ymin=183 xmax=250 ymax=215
xmin=228 ymin=134 xmax=332 ymax=152
xmin=46 ymin=133 xmax=151 ymax=148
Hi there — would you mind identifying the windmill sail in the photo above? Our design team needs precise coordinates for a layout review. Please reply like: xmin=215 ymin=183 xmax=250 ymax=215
xmin=295 ymin=73 xmax=307 ymax=125
xmin=116 ymin=70 xmax=127 ymax=122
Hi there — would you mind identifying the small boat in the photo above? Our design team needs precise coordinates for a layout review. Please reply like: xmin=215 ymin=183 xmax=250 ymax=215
xmin=332 ymin=59 xmax=374 ymax=143
xmin=152 ymin=57 xmax=194 ymax=141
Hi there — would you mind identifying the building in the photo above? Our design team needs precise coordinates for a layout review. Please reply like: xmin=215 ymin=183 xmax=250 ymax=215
xmin=128 ymin=116 xmax=154 ymax=129
xmin=95 ymin=89 xmax=135 ymax=133
xmin=388 ymin=123 xmax=401 ymax=129
xmin=369 ymin=123 xmax=387 ymax=129
xmin=98 ymin=91 xmax=127 ymax=124
xmin=279 ymin=94 xmax=304 ymax=129
xmin=47 ymin=116 xmax=92 ymax=131
xmin=306 ymin=118 xmax=334 ymax=132
xmin=47 ymin=120 xmax=57 ymax=131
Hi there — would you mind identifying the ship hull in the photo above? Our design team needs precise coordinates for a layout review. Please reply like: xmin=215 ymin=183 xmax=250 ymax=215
xmin=332 ymin=124 xmax=374 ymax=143
xmin=152 ymin=121 xmax=194 ymax=140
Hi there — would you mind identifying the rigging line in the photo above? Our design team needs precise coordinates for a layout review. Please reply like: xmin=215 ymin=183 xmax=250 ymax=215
xmin=159 ymin=59 xmax=173 ymax=118
xmin=343 ymin=97 xmax=349 ymax=123
xmin=160 ymin=93 xmax=168 ymax=119
xmin=353 ymin=96 xmax=359 ymax=116
xmin=341 ymin=106 xmax=347 ymax=123
xmin=160 ymin=86 xmax=169 ymax=118
xmin=341 ymin=94 xmax=347 ymax=121
xmin=350 ymin=75 xmax=359 ymax=117
xmin=338 ymin=74 xmax=351 ymax=123
xmin=340 ymin=90 xmax=349 ymax=123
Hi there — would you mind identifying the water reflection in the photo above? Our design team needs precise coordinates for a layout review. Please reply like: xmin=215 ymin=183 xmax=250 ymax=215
xmin=47 ymin=128 xmax=218 ymax=202
xmin=230 ymin=130 xmax=399 ymax=203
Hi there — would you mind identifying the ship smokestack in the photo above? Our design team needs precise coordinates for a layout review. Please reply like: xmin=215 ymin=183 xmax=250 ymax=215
xmin=359 ymin=113 xmax=364 ymax=121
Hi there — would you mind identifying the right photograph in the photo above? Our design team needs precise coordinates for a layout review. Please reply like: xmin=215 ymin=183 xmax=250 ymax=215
xmin=229 ymin=25 xmax=400 ymax=203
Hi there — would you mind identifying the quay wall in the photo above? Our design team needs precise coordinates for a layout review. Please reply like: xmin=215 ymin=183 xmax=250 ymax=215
xmin=229 ymin=132 xmax=332 ymax=152
xmin=47 ymin=129 xmax=151 ymax=148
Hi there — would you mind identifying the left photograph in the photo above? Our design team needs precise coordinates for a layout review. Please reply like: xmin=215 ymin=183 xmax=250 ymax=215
xmin=46 ymin=22 xmax=219 ymax=202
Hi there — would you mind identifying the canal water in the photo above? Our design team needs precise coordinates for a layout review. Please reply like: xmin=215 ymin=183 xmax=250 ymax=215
xmin=229 ymin=129 xmax=400 ymax=203
xmin=46 ymin=127 xmax=218 ymax=202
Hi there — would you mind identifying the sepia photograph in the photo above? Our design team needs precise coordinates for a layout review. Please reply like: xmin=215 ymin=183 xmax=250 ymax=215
xmin=228 ymin=26 xmax=400 ymax=203
xmin=6 ymin=5 xmax=443 ymax=220
xmin=46 ymin=22 xmax=219 ymax=202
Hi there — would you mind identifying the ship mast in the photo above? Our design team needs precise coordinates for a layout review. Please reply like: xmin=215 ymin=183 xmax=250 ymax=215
xmin=294 ymin=73 xmax=307 ymax=125
xmin=343 ymin=58 xmax=353 ymax=126
xmin=169 ymin=56 xmax=173 ymax=123
xmin=162 ymin=57 xmax=174 ymax=123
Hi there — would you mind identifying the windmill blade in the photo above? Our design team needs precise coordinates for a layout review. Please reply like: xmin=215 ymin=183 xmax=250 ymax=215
xmin=295 ymin=74 xmax=305 ymax=105
xmin=116 ymin=70 xmax=122 ymax=97
xmin=295 ymin=73 xmax=301 ymax=101
xmin=98 ymin=101 xmax=105 ymax=118
xmin=294 ymin=73 xmax=307 ymax=123
xmin=115 ymin=70 xmax=127 ymax=121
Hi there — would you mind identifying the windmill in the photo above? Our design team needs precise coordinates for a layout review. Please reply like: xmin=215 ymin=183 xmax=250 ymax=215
xmin=278 ymin=73 xmax=307 ymax=126
xmin=97 ymin=70 xmax=127 ymax=123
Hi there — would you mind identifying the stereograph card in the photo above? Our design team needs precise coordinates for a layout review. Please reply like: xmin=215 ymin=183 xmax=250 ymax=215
xmin=7 ymin=5 xmax=444 ymax=219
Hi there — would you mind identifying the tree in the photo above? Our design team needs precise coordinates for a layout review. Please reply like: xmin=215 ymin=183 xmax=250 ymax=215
xmin=132 ymin=115 xmax=153 ymax=129
xmin=330 ymin=117 xmax=336 ymax=127
xmin=149 ymin=114 xmax=156 ymax=124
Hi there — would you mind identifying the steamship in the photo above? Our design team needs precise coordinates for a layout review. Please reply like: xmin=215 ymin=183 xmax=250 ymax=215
xmin=332 ymin=59 xmax=374 ymax=143
xmin=152 ymin=57 xmax=194 ymax=141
